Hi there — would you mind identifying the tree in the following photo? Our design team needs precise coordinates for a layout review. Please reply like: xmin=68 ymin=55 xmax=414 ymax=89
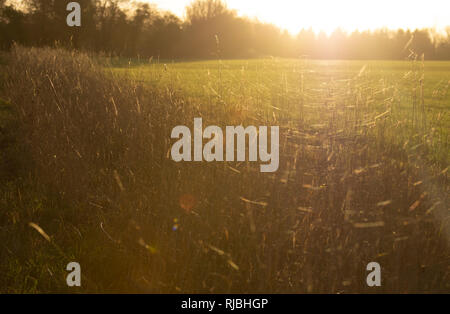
xmin=185 ymin=0 xmax=235 ymax=25
xmin=0 ymin=1 xmax=26 ymax=48
xmin=0 ymin=0 xmax=449 ymax=60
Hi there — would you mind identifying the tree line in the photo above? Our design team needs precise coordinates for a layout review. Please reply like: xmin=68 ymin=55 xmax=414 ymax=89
xmin=1 ymin=0 xmax=450 ymax=60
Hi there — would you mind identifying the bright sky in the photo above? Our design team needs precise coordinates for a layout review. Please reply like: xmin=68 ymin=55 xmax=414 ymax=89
xmin=147 ymin=0 xmax=450 ymax=34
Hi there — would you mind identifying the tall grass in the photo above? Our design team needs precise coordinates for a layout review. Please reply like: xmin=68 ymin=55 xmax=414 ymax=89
xmin=0 ymin=45 xmax=448 ymax=293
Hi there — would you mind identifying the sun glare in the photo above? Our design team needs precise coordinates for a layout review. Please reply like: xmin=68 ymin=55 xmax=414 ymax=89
xmin=152 ymin=0 xmax=450 ymax=35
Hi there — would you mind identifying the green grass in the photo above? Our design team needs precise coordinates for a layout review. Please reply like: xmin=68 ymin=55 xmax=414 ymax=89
xmin=113 ymin=59 xmax=449 ymax=164
xmin=0 ymin=48 xmax=449 ymax=293
xmin=113 ymin=59 xmax=449 ymax=116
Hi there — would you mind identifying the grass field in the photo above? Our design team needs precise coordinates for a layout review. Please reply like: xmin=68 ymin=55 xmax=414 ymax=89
xmin=113 ymin=58 xmax=449 ymax=163
xmin=0 ymin=47 xmax=448 ymax=293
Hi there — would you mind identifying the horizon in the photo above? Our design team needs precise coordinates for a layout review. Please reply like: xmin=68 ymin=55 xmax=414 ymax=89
xmin=6 ymin=0 xmax=450 ymax=36
xmin=147 ymin=0 xmax=450 ymax=35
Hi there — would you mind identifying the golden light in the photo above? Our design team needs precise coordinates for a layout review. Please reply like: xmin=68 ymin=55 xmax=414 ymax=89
xmin=152 ymin=0 xmax=450 ymax=35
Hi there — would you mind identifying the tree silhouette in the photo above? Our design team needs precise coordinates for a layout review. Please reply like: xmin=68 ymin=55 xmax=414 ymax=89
xmin=0 ymin=0 xmax=449 ymax=60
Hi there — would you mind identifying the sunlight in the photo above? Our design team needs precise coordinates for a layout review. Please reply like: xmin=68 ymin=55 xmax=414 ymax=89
xmin=151 ymin=0 xmax=450 ymax=35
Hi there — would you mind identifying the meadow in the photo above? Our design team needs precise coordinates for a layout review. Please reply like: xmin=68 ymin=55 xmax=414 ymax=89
xmin=113 ymin=58 xmax=449 ymax=165
xmin=0 ymin=46 xmax=448 ymax=293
